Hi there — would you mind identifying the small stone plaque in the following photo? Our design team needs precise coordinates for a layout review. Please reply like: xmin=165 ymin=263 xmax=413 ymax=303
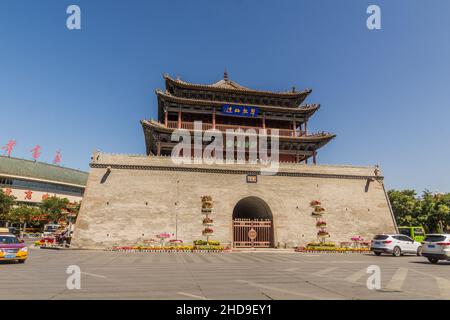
xmin=246 ymin=174 xmax=257 ymax=183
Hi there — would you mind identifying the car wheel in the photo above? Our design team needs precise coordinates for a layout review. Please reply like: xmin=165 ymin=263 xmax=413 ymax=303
xmin=417 ymin=246 xmax=422 ymax=256
xmin=392 ymin=246 xmax=401 ymax=257
xmin=18 ymin=260 xmax=25 ymax=264
xmin=374 ymin=252 xmax=382 ymax=256
xmin=428 ymin=257 xmax=439 ymax=264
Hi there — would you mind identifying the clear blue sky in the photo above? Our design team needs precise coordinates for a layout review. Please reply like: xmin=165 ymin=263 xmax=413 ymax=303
xmin=1 ymin=0 xmax=449 ymax=192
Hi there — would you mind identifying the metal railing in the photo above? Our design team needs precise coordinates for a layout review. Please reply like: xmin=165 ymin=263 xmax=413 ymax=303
xmin=166 ymin=121 xmax=308 ymax=137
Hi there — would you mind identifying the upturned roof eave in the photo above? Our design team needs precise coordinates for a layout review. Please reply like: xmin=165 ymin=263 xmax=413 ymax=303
xmin=156 ymin=89 xmax=319 ymax=115
xmin=141 ymin=120 xmax=335 ymax=142
xmin=164 ymin=74 xmax=312 ymax=99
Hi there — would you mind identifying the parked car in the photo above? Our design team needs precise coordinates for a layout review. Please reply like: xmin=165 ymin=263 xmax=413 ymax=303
xmin=0 ymin=234 xmax=28 ymax=263
xmin=398 ymin=226 xmax=426 ymax=243
xmin=421 ymin=234 xmax=450 ymax=264
xmin=8 ymin=227 xmax=20 ymax=237
xmin=370 ymin=234 xmax=422 ymax=257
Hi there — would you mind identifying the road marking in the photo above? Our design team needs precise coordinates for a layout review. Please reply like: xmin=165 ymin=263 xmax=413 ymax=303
xmin=81 ymin=272 xmax=107 ymax=279
xmin=313 ymin=267 xmax=338 ymax=277
xmin=177 ymin=292 xmax=209 ymax=300
xmin=344 ymin=268 xmax=367 ymax=283
xmin=235 ymin=279 xmax=337 ymax=300
xmin=384 ymin=268 xmax=408 ymax=291
xmin=282 ymin=267 xmax=299 ymax=272
xmin=434 ymin=276 xmax=450 ymax=299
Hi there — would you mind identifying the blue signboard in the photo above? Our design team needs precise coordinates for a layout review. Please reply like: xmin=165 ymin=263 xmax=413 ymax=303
xmin=221 ymin=105 xmax=259 ymax=118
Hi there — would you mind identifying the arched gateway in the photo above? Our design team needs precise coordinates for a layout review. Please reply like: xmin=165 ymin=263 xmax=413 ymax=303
xmin=232 ymin=196 xmax=274 ymax=248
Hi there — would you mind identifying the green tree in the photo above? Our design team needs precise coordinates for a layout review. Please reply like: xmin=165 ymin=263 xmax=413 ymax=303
xmin=423 ymin=191 xmax=450 ymax=233
xmin=388 ymin=189 xmax=450 ymax=233
xmin=0 ymin=189 xmax=16 ymax=226
xmin=8 ymin=205 xmax=42 ymax=233
xmin=387 ymin=189 xmax=420 ymax=227
xmin=41 ymin=196 xmax=70 ymax=223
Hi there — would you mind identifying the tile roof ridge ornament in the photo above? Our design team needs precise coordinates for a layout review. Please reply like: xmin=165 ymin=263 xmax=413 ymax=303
xmin=224 ymin=68 xmax=229 ymax=81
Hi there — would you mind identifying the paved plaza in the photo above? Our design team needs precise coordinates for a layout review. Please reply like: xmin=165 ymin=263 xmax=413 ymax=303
xmin=1 ymin=245 xmax=449 ymax=300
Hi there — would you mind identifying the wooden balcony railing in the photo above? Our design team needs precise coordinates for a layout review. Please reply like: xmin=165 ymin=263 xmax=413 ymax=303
xmin=166 ymin=120 xmax=308 ymax=137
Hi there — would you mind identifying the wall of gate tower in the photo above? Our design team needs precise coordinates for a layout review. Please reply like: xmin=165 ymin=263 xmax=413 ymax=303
xmin=71 ymin=153 xmax=397 ymax=249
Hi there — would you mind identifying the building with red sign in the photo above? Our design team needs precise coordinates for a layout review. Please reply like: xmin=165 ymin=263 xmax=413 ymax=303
xmin=0 ymin=155 xmax=87 ymax=205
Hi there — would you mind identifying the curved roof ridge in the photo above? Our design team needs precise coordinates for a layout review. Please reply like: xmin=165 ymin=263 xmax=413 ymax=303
xmin=164 ymin=74 xmax=311 ymax=97
xmin=155 ymin=89 xmax=320 ymax=114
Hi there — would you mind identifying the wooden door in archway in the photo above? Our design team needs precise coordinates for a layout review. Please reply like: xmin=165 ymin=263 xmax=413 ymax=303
xmin=233 ymin=218 xmax=273 ymax=248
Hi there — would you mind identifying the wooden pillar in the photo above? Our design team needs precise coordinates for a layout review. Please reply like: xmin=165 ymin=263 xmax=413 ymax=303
xmin=292 ymin=119 xmax=296 ymax=136
xmin=299 ymin=123 xmax=303 ymax=136
xmin=212 ymin=108 xmax=216 ymax=129
xmin=313 ymin=151 xmax=317 ymax=165
xmin=177 ymin=110 xmax=182 ymax=129
xmin=164 ymin=109 xmax=168 ymax=127
xmin=156 ymin=142 xmax=161 ymax=156
xmin=305 ymin=157 xmax=308 ymax=164
xmin=305 ymin=120 xmax=308 ymax=135
xmin=262 ymin=113 xmax=266 ymax=129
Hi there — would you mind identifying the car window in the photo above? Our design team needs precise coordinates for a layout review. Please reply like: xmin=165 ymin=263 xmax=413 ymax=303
xmin=424 ymin=235 xmax=446 ymax=242
xmin=373 ymin=235 xmax=389 ymax=240
xmin=413 ymin=228 xmax=424 ymax=236
xmin=0 ymin=236 xmax=20 ymax=244
xmin=393 ymin=235 xmax=412 ymax=242
xmin=398 ymin=229 xmax=410 ymax=236
xmin=402 ymin=236 xmax=413 ymax=242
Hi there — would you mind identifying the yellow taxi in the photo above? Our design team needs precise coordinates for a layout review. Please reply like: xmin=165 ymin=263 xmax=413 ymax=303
xmin=0 ymin=228 xmax=28 ymax=263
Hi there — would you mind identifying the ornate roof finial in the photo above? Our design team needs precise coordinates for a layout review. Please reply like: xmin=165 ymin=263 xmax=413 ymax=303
xmin=292 ymin=86 xmax=296 ymax=93
xmin=224 ymin=68 xmax=229 ymax=81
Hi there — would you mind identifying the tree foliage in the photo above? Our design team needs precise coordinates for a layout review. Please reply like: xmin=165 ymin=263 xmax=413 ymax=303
xmin=0 ymin=189 xmax=16 ymax=223
xmin=41 ymin=196 xmax=70 ymax=223
xmin=388 ymin=189 xmax=450 ymax=233
xmin=8 ymin=205 xmax=42 ymax=225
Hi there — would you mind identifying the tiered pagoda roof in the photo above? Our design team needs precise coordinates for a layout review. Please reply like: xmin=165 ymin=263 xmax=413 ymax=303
xmin=156 ymin=89 xmax=320 ymax=115
xmin=142 ymin=72 xmax=336 ymax=164
xmin=164 ymin=73 xmax=312 ymax=104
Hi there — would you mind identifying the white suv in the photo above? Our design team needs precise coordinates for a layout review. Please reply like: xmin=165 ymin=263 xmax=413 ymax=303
xmin=421 ymin=234 xmax=450 ymax=264
xmin=371 ymin=234 xmax=422 ymax=257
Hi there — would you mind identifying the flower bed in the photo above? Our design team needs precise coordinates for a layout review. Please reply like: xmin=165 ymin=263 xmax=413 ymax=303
xmin=317 ymin=230 xmax=329 ymax=237
xmin=310 ymin=200 xmax=321 ymax=206
xmin=34 ymin=238 xmax=56 ymax=247
xmin=202 ymin=227 xmax=214 ymax=236
xmin=105 ymin=244 xmax=229 ymax=252
xmin=106 ymin=245 xmax=227 ymax=253
xmin=307 ymin=242 xmax=335 ymax=247
xmin=316 ymin=220 xmax=327 ymax=227
xmin=296 ymin=246 xmax=370 ymax=253
xmin=202 ymin=217 xmax=213 ymax=225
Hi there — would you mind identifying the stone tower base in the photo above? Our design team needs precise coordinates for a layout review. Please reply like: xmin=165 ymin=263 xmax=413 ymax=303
xmin=71 ymin=153 xmax=397 ymax=249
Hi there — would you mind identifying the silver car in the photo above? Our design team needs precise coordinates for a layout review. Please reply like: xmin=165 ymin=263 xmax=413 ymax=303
xmin=421 ymin=234 xmax=450 ymax=264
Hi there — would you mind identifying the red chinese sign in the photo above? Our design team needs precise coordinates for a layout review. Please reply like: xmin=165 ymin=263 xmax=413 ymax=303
xmin=24 ymin=190 xmax=33 ymax=200
xmin=42 ymin=193 xmax=49 ymax=201
xmin=30 ymin=145 xmax=41 ymax=160
xmin=2 ymin=140 xmax=16 ymax=157
xmin=53 ymin=150 xmax=62 ymax=165
xmin=4 ymin=188 xmax=12 ymax=196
